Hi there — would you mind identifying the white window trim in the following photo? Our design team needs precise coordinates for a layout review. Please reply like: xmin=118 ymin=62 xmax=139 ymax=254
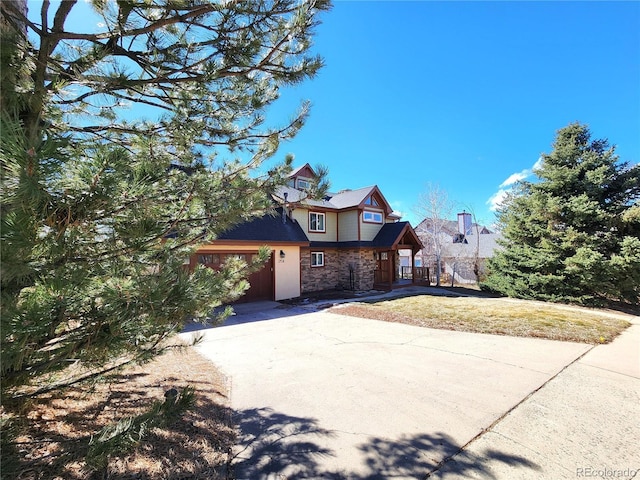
xmin=309 ymin=211 xmax=326 ymax=232
xmin=311 ymin=251 xmax=325 ymax=267
xmin=363 ymin=210 xmax=383 ymax=224
xmin=297 ymin=178 xmax=311 ymax=190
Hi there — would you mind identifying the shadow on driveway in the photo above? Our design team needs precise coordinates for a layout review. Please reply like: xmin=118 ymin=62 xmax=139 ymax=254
xmin=182 ymin=302 xmax=310 ymax=332
xmin=231 ymin=407 xmax=540 ymax=479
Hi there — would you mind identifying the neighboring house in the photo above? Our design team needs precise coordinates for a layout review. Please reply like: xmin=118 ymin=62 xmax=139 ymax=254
xmin=193 ymin=164 xmax=425 ymax=302
xmin=412 ymin=212 xmax=502 ymax=285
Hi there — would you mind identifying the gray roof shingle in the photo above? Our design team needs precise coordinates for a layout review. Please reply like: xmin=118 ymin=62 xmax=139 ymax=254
xmin=217 ymin=208 xmax=309 ymax=243
xmin=372 ymin=222 xmax=412 ymax=247
xmin=273 ymin=185 xmax=379 ymax=210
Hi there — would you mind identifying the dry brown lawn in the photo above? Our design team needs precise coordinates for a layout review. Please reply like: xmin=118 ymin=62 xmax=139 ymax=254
xmin=330 ymin=294 xmax=634 ymax=344
xmin=2 ymin=348 xmax=236 ymax=480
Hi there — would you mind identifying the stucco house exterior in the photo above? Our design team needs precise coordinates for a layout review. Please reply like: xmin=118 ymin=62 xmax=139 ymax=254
xmin=192 ymin=164 xmax=425 ymax=302
xmin=413 ymin=212 xmax=502 ymax=285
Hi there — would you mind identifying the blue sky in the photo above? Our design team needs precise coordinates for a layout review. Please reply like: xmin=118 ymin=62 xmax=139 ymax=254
xmin=266 ymin=1 xmax=640 ymax=227
xmin=33 ymin=1 xmax=639 ymax=228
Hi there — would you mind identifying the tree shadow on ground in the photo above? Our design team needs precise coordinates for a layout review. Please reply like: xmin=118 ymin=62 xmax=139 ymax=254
xmin=183 ymin=303 xmax=313 ymax=331
xmin=230 ymin=407 xmax=540 ymax=479
xmin=358 ymin=432 xmax=540 ymax=480
xmin=231 ymin=407 xmax=337 ymax=479
xmin=2 ymin=350 xmax=235 ymax=480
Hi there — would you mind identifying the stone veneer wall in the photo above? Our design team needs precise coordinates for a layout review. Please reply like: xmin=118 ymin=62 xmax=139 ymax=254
xmin=300 ymin=247 xmax=377 ymax=293
xmin=337 ymin=248 xmax=376 ymax=291
xmin=300 ymin=248 xmax=340 ymax=293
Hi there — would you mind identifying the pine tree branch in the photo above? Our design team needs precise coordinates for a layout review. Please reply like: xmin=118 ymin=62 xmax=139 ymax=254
xmin=8 ymin=333 xmax=176 ymax=400
xmin=51 ymin=0 xmax=76 ymax=35
xmin=2 ymin=0 xmax=331 ymax=413
xmin=48 ymin=4 xmax=218 ymax=42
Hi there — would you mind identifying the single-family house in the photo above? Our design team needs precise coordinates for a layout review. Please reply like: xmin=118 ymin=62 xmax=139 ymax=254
xmin=412 ymin=212 xmax=502 ymax=285
xmin=192 ymin=164 xmax=425 ymax=302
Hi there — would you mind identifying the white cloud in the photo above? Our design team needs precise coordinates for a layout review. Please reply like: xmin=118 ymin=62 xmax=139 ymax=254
xmin=532 ymin=156 xmax=544 ymax=172
xmin=489 ymin=158 xmax=543 ymax=212
xmin=499 ymin=171 xmax=529 ymax=188
xmin=498 ymin=157 xmax=543 ymax=188
xmin=487 ymin=188 xmax=509 ymax=212
xmin=390 ymin=201 xmax=404 ymax=219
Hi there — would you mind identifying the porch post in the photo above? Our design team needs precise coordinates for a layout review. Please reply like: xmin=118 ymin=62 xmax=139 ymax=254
xmin=388 ymin=250 xmax=393 ymax=290
xmin=411 ymin=249 xmax=416 ymax=284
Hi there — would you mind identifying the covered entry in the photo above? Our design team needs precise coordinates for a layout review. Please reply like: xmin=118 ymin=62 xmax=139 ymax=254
xmin=373 ymin=222 xmax=427 ymax=290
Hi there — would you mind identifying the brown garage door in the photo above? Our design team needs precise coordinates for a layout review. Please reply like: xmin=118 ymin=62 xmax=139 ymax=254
xmin=239 ymin=253 xmax=274 ymax=303
xmin=193 ymin=251 xmax=274 ymax=303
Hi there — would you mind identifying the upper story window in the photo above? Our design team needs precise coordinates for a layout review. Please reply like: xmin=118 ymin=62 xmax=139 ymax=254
xmin=363 ymin=210 xmax=383 ymax=224
xmin=364 ymin=195 xmax=380 ymax=206
xmin=309 ymin=212 xmax=325 ymax=232
xmin=297 ymin=178 xmax=311 ymax=190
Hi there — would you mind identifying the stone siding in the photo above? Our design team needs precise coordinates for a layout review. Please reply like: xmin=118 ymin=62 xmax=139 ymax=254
xmin=301 ymin=247 xmax=377 ymax=293
xmin=300 ymin=248 xmax=340 ymax=293
xmin=337 ymin=248 xmax=376 ymax=291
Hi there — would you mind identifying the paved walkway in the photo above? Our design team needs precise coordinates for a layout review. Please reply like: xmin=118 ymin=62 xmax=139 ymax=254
xmin=181 ymin=295 xmax=639 ymax=479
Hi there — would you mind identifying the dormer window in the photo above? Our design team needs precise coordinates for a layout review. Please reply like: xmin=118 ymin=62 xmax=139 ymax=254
xmin=453 ymin=233 xmax=468 ymax=244
xmin=297 ymin=178 xmax=311 ymax=190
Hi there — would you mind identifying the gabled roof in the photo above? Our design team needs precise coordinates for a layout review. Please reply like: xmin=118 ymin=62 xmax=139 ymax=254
xmin=414 ymin=216 xmax=502 ymax=259
xmin=416 ymin=218 xmax=495 ymax=236
xmin=216 ymin=208 xmax=309 ymax=244
xmin=327 ymin=186 xmax=375 ymax=208
xmin=288 ymin=163 xmax=316 ymax=179
xmin=274 ymin=184 xmax=393 ymax=214
xmin=329 ymin=185 xmax=392 ymax=212
xmin=373 ymin=221 xmax=424 ymax=250
xmin=275 ymin=185 xmax=308 ymax=203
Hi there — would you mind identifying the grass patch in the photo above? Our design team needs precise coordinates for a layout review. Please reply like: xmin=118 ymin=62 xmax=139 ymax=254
xmin=330 ymin=295 xmax=633 ymax=344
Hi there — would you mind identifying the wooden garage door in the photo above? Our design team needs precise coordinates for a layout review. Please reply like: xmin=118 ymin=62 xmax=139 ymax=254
xmin=194 ymin=252 xmax=274 ymax=303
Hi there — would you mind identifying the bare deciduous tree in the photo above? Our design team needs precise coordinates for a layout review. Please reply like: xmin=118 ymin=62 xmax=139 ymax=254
xmin=413 ymin=183 xmax=454 ymax=287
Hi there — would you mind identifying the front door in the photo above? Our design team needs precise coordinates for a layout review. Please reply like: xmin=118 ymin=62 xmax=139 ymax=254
xmin=375 ymin=251 xmax=391 ymax=284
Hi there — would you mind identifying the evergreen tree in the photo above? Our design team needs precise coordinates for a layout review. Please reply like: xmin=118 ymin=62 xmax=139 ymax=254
xmin=482 ymin=123 xmax=640 ymax=306
xmin=1 ymin=0 xmax=330 ymax=471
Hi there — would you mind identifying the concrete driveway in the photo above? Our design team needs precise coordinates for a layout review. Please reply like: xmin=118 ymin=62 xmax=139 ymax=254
xmin=182 ymin=301 xmax=638 ymax=479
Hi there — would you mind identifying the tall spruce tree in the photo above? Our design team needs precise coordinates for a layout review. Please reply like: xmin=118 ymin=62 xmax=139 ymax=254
xmin=482 ymin=123 xmax=640 ymax=306
xmin=1 ymin=0 xmax=330 ymax=471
